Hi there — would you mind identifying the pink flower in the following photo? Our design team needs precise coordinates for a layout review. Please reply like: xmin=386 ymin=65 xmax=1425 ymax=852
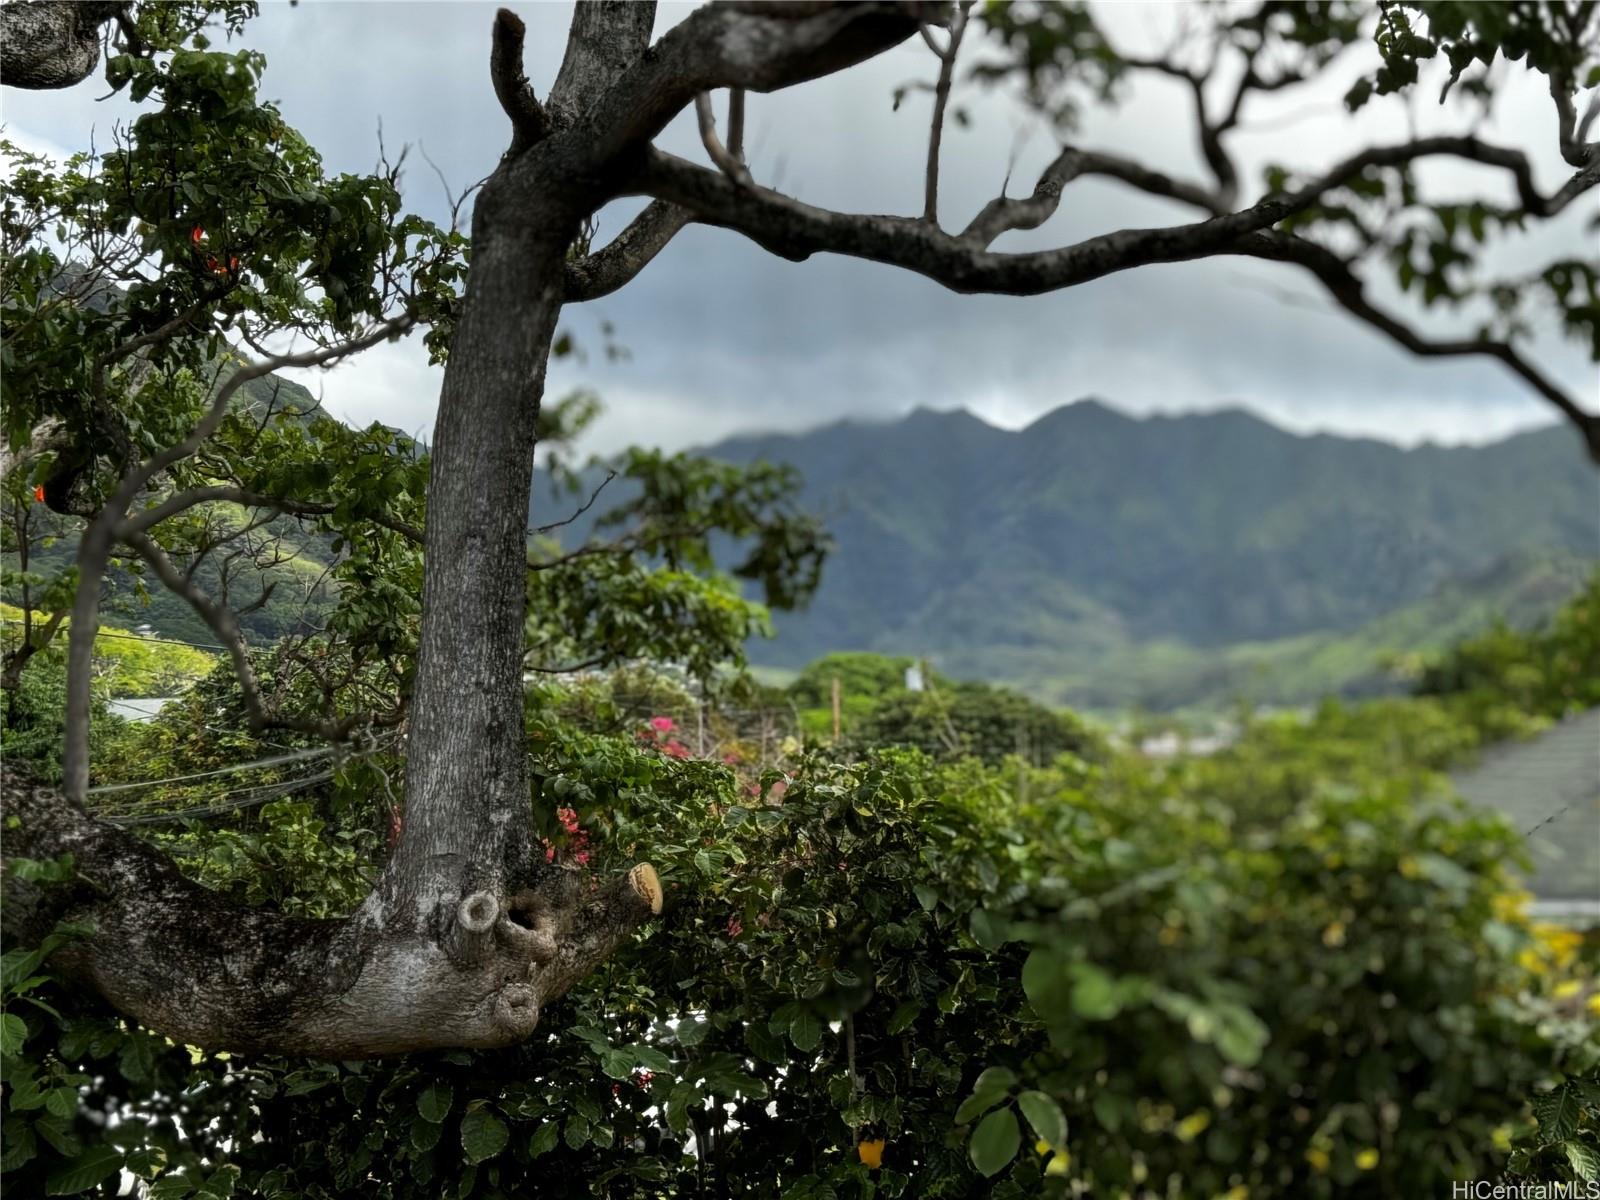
xmin=727 ymin=916 xmax=743 ymax=938
xmin=722 ymin=753 xmax=740 ymax=765
xmin=573 ymin=850 xmax=590 ymax=866
xmin=649 ymin=716 xmax=676 ymax=733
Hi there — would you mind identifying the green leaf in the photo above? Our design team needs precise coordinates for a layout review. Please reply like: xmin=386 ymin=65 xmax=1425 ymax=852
xmin=1070 ymin=965 xmax=1120 ymax=1020
xmin=147 ymin=1177 xmax=195 ymax=1200
xmin=886 ymin=1000 xmax=921 ymax=1035
xmin=789 ymin=1009 xmax=823 ymax=1052
xmin=417 ymin=1082 xmax=453 ymax=1123
xmin=955 ymin=1067 xmax=1016 ymax=1123
xmin=529 ymin=1123 xmax=560 ymax=1157
xmin=0 ymin=1012 xmax=26 ymax=1055
xmin=45 ymin=1146 xmax=125 ymax=1195
xmin=411 ymin=1115 xmax=442 ymax=1153
xmin=968 ymin=908 xmax=1007 ymax=951
xmin=1564 ymin=1140 xmax=1600 ymax=1181
xmin=675 ymin=1017 xmax=710 ymax=1047
xmin=1018 ymin=1090 xmax=1067 ymax=1148
xmin=460 ymin=1108 xmax=509 ymax=1164
xmin=968 ymin=1107 xmax=1021 ymax=1178
xmin=1021 ymin=948 xmax=1070 ymax=1020
xmin=1536 ymin=1085 xmax=1582 ymax=1142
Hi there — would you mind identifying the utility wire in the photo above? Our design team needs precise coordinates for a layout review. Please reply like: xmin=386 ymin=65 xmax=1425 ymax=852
xmin=0 ymin=617 xmax=228 ymax=653
xmin=84 ymin=745 xmax=340 ymax=795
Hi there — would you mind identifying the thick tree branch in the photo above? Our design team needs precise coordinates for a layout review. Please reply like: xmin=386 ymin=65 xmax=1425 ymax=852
xmin=564 ymin=201 xmax=693 ymax=301
xmin=1 ymin=775 xmax=661 ymax=1057
xmin=548 ymin=0 xmax=659 ymax=127
xmin=640 ymin=135 xmax=1577 ymax=295
xmin=491 ymin=8 xmax=549 ymax=156
xmin=1551 ymin=75 xmax=1600 ymax=168
xmin=0 ymin=1 xmax=126 ymax=90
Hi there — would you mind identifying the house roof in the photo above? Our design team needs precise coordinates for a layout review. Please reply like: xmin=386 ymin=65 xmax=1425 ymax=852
xmin=1451 ymin=708 xmax=1600 ymax=904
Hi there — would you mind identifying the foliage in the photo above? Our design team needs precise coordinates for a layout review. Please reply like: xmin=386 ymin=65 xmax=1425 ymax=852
xmin=1415 ymin=572 xmax=1600 ymax=724
xmin=7 ymin=622 xmax=1598 ymax=1195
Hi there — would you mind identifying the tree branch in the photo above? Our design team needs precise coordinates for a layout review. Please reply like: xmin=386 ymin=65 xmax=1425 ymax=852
xmin=62 ymin=316 xmax=414 ymax=800
xmin=923 ymin=1 xmax=972 ymax=225
xmin=1236 ymin=230 xmax=1600 ymax=462
xmin=695 ymin=92 xmax=753 ymax=186
xmin=564 ymin=201 xmax=692 ymax=302
xmin=122 ymin=529 xmax=368 ymax=742
xmin=491 ymin=8 xmax=550 ymax=156
xmin=640 ymin=135 xmax=1579 ymax=295
xmin=121 ymin=484 xmax=424 ymax=544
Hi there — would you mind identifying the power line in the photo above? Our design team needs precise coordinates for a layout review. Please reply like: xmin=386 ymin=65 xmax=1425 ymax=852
xmin=0 ymin=617 xmax=228 ymax=653
xmin=84 ymin=745 xmax=339 ymax=795
xmin=106 ymin=768 xmax=337 ymax=826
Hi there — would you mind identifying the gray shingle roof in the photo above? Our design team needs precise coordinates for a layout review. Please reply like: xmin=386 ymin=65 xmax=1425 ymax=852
xmin=1451 ymin=708 xmax=1600 ymax=904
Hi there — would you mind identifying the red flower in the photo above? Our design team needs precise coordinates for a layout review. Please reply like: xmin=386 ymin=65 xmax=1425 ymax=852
xmin=727 ymin=916 xmax=743 ymax=938
xmin=634 ymin=1070 xmax=654 ymax=1089
xmin=662 ymin=740 xmax=690 ymax=759
xmin=32 ymin=484 xmax=45 ymax=503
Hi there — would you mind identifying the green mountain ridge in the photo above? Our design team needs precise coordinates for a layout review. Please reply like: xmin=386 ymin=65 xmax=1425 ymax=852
xmin=644 ymin=400 xmax=1598 ymax=712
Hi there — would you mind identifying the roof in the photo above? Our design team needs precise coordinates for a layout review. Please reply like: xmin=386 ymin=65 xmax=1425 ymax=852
xmin=1451 ymin=708 xmax=1600 ymax=905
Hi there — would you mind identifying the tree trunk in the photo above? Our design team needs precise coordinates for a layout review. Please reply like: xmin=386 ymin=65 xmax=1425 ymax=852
xmin=0 ymin=154 xmax=663 ymax=1059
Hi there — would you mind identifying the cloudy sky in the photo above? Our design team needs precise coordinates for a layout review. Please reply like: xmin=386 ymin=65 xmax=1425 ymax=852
xmin=4 ymin=1 xmax=1594 ymax=457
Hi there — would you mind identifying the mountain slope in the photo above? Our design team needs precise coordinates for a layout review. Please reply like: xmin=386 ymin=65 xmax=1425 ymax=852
xmin=551 ymin=401 xmax=1598 ymax=711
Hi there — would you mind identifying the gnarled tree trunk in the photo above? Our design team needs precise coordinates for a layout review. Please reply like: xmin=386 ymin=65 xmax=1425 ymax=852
xmin=0 ymin=0 xmax=934 ymax=1057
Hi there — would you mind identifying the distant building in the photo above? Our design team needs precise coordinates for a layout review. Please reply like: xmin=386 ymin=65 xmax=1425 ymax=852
xmin=1451 ymin=708 xmax=1600 ymax=925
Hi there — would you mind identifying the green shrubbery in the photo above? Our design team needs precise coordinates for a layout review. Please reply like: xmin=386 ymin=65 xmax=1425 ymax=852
xmin=6 ymin=630 xmax=1598 ymax=1195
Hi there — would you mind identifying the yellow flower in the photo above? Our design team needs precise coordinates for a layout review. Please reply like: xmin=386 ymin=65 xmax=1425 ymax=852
xmin=1218 ymin=1187 xmax=1250 ymax=1200
xmin=1553 ymin=979 xmax=1581 ymax=1000
xmin=1587 ymin=992 xmax=1600 ymax=1018
xmin=1355 ymin=1148 xmax=1379 ymax=1170
xmin=1321 ymin=921 xmax=1346 ymax=948
xmin=857 ymin=1139 xmax=884 ymax=1170
xmin=1492 ymin=1125 xmax=1514 ymax=1153
xmin=1176 ymin=1111 xmax=1212 ymax=1142
xmin=1305 ymin=1148 xmax=1330 ymax=1173
xmin=1491 ymin=889 xmax=1532 ymax=923
xmin=1035 ymin=1139 xmax=1051 ymax=1156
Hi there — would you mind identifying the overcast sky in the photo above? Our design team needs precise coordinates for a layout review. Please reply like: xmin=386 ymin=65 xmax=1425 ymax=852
xmin=3 ymin=1 xmax=1595 ymax=457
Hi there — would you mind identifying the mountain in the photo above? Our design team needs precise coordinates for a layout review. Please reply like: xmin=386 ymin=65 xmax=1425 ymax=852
xmin=535 ymin=400 xmax=1599 ymax=712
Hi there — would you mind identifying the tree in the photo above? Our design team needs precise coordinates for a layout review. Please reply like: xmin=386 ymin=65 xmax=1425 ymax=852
xmin=2 ymin=0 xmax=1596 ymax=1063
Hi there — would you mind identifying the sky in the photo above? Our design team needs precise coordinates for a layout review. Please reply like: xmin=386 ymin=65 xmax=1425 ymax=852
xmin=3 ymin=1 xmax=1595 ymax=458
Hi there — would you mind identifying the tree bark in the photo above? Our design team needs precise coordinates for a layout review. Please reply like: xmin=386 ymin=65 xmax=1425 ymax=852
xmin=0 ymin=1 xmax=125 ymax=90
xmin=2 ymin=776 xmax=659 ymax=1057
xmin=1 ymin=0 xmax=925 ymax=1060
